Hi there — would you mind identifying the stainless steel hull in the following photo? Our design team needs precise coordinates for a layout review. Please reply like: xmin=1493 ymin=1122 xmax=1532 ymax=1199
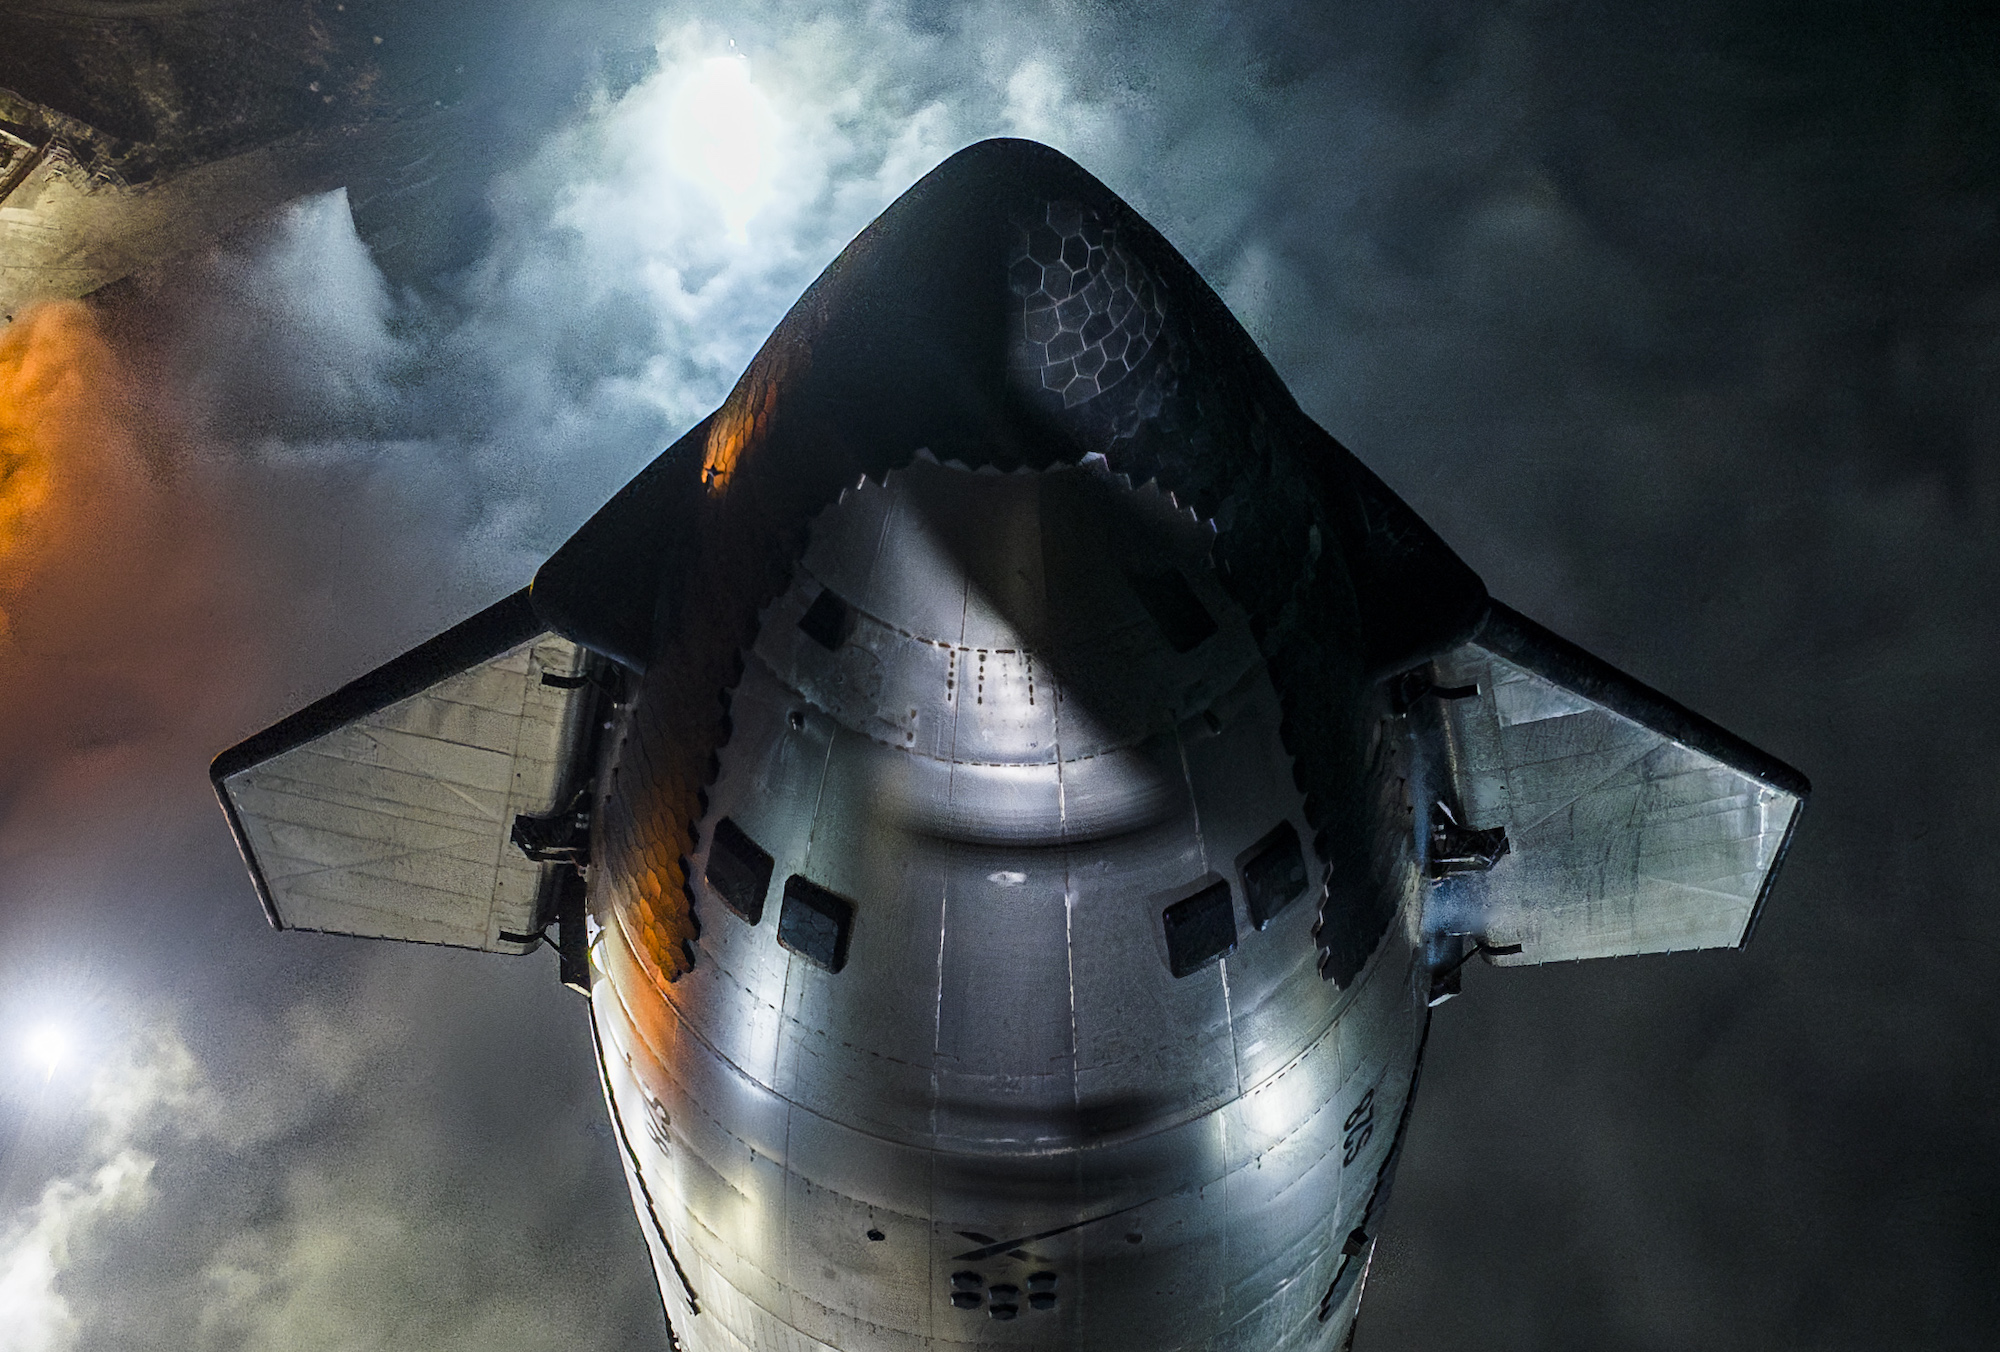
xmin=585 ymin=457 xmax=1429 ymax=1351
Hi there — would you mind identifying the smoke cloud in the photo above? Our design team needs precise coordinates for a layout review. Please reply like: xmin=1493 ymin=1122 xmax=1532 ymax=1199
xmin=0 ymin=1025 xmax=198 ymax=1352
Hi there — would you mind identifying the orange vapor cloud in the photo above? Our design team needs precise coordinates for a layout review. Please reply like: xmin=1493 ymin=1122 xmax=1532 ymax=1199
xmin=0 ymin=298 xmax=232 ymax=850
xmin=0 ymin=303 xmax=142 ymax=624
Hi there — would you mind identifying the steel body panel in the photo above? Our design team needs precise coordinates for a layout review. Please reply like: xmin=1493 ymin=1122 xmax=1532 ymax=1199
xmin=595 ymin=922 xmax=1420 ymax=1352
xmin=585 ymin=460 xmax=1426 ymax=1351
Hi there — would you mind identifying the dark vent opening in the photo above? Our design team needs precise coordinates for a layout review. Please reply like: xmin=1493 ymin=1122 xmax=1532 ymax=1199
xmin=1125 ymin=567 xmax=1217 ymax=653
xmin=778 ymin=875 xmax=855 ymax=972
xmin=706 ymin=817 xmax=774 ymax=925
xmin=1239 ymin=820 xmax=1309 ymax=930
xmin=799 ymin=587 xmax=857 ymax=650
xmin=1163 ymin=879 xmax=1237 ymax=977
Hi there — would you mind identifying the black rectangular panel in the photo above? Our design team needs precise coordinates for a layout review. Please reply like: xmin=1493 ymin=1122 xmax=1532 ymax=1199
xmin=798 ymin=587 xmax=857 ymax=650
xmin=706 ymin=817 xmax=774 ymax=925
xmin=1238 ymin=820 xmax=1308 ymax=930
xmin=1124 ymin=567 xmax=1217 ymax=653
xmin=1162 ymin=879 xmax=1236 ymax=977
xmin=778 ymin=875 xmax=855 ymax=972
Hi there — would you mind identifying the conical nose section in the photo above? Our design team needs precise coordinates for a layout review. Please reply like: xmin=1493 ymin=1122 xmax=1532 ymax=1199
xmin=536 ymin=136 xmax=1484 ymax=686
xmin=724 ymin=136 xmax=1210 ymax=474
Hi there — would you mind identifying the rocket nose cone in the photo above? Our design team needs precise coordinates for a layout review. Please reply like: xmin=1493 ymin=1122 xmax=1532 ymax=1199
xmin=712 ymin=135 xmax=1279 ymax=483
xmin=536 ymin=137 xmax=1484 ymax=689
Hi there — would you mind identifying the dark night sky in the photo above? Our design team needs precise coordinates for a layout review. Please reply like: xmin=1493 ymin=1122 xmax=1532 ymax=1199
xmin=0 ymin=2 xmax=1995 ymax=1349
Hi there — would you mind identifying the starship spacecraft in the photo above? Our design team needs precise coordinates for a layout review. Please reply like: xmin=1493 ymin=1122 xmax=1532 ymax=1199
xmin=213 ymin=139 xmax=1808 ymax=1352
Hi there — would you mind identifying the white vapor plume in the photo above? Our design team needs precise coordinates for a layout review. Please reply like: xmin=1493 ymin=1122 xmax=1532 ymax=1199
xmin=149 ymin=8 xmax=1136 ymax=603
xmin=0 ymin=1029 xmax=200 ymax=1352
xmin=20 ymin=3 xmax=1873 ymax=1350
xmin=0 ymin=1151 xmax=154 ymax=1352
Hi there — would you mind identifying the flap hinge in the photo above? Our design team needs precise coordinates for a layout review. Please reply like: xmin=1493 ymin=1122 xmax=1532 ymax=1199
xmin=1427 ymin=801 xmax=1509 ymax=878
xmin=512 ymin=791 xmax=592 ymax=866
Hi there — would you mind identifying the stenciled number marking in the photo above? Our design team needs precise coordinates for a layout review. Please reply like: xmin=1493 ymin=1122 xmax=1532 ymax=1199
xmin=1341 ymin=1088 xmax=1376 ymax=1167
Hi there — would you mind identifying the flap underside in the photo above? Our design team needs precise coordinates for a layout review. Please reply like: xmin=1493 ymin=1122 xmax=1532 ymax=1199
xmin=212 ymin=590 xmax=599 ymax=954
xmin=1427 ymin=603 xmax=1808 ymax=965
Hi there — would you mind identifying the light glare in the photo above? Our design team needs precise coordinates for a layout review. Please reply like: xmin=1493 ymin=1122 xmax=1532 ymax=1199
xmin=663 ymin=55 xmax=780 ymax=234
xmin=25 ymin=1023 xmax=68 ymax=1079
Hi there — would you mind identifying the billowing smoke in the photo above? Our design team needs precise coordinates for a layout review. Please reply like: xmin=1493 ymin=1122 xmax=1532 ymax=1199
xmin=0 ymin=1149 xmax=154 ymax=1352
xmin=0 ymin=1024 xmax=200 ymax=1352
xmin=0 ymin=304 xmax=131 ymax=631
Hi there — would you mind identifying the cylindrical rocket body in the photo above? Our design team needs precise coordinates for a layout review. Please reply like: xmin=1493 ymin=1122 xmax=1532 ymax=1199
xmin=587 ymin=457 xmax=1428 ymax=1352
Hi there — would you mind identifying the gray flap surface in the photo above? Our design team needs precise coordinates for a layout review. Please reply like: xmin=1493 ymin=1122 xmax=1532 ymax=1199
xmin=214 ymin=593 xmax=595 ymax=953
xmin=1429 ymin=605 xmax=1807 ymax=965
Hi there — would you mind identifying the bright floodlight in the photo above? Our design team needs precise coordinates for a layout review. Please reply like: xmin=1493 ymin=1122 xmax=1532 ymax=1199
xmin=664 ymin=55 xmax=780 ymax=233
xmin=24 ymin=1024 xmax=67 ymax=1080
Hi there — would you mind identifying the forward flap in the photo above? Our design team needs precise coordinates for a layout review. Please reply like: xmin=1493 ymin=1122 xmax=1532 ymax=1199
xmin=212 ymin=590 xmax=603 ymax=954
xmin=1425 ymin=603 xmax=1808 ymax=965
